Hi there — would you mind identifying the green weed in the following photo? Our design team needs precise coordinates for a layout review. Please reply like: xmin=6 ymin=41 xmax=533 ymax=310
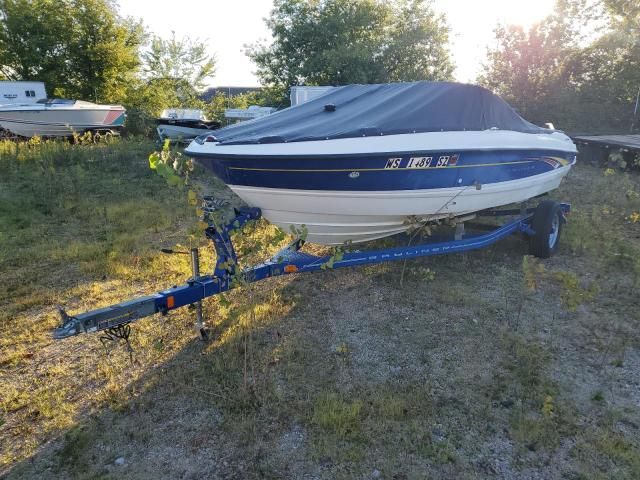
xmin=375 ymin=394 xmax=408 ymax=420
xmin=496 ymin=335 xmax=577 ymax=452
xmin=312 ymin=392 xmax=362 ymax=439
xmin=417 ymin=438 xmax=457 ymax=464
xmin=554 ymin=271 xmax=599 ymax=311
xmin=55 ymin=426 xmax=91 ymax=474
xmin=571 ymin=430 xmax=640 ymax=480
xmin=1 ymin=385 xmax=30 ymax=413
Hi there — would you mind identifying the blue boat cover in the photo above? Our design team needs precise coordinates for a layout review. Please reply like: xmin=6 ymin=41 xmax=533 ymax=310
xmin=214 ymin=81 xmax=547 ymax=145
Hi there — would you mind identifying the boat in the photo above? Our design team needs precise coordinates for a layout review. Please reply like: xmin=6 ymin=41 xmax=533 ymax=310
xmin=156 ymin=108 xmax=220 ymax=143
xmin=0 ymin=98 xmax=126 ymax=138
xmin=185 ymin=82 xmax=577 ymax=245
xmin=0 ymin=80 xmax=47 ymax=105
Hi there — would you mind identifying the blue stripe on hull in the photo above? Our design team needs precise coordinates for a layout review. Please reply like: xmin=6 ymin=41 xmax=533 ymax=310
xmin=192 ymin=149 xmax=574 ymax=191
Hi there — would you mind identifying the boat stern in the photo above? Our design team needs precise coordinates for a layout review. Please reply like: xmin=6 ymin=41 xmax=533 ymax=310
xmin=104 ymin=106 xmax=126 ymax=128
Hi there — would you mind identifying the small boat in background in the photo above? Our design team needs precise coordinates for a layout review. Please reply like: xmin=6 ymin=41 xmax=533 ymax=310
xmin=0 ymin=80 xmax=47 ymax=106
xmin=156 ymin=108 xmax=220 ymax=143
xmin=186 ymin=82 xmax=576 ymax=245
xmin=0 ymin=98 xmax=126 ymax=139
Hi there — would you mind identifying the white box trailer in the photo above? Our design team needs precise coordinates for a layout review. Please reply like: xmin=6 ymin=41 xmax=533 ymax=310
xmin=0 ymin=81 xmax=47 ymax=105
xmin=224 ymin=105 xmax=276 ymax=120
xmin=290 ymin=86 xmax=335 ymax=106
xmin=159 ymin=108 xmax=207 ymax=121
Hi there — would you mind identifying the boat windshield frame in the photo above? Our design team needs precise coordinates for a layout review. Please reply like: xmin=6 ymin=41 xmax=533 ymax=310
xmin=35 ymin=98 xmax=77 ymax=105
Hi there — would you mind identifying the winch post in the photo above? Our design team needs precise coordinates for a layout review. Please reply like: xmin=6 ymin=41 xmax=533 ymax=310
xmin=190 ymin=247 xmax=208 ymax=340
xmin=204 ymin=207 xmax=261 ymax=278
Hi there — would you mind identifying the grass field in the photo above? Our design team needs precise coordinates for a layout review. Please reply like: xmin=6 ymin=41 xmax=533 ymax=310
xmin=1 ymin=139 xmax=639 ymax=479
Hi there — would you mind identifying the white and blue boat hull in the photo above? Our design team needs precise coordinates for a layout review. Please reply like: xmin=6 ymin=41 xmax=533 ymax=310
xmin=187 ymin=130 xmax=576 ymax=244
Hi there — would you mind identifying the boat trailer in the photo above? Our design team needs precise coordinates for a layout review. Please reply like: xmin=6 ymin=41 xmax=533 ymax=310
xmin=54 ymin=200 xmax=570 ymax=340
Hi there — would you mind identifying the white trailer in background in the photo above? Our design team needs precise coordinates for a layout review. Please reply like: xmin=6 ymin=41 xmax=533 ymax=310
xmin=0 ymin=81 xmax=47 ymax=105
xmin=289 ymin=86 xmax=335 ymax=106
xmin=224 ymin=105 xmax=276 ymax=121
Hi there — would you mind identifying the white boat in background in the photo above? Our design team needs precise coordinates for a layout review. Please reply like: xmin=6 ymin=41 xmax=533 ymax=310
xmin=0 ymin=81 xmax=47 ymax=105
xmin=187 ymin=82 xmax=577 ymax=245
xmin=0 ymin=98 xmax=126 ymax=139
xmin=156 ymin=109 xmax=220 ymax=143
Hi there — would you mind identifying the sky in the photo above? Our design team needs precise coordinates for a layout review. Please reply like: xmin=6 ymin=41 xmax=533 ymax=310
xmin=117 ymin=0 xmax=557 ymax=87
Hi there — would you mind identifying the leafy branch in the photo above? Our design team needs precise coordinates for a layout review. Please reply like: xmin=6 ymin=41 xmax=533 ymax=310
xmin=148 ymin=139 xmax=194 ymax=188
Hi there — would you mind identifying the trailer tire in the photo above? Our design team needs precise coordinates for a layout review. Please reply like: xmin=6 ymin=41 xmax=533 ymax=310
xmin=528 ymin=200 xmax=563 ymax=258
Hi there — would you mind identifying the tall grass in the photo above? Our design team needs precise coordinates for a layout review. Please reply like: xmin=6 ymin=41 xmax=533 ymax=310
xmin=561 ymin=168 xmax=640 ymax=286
xmin=0 ymin=137 xmax=197 ymax=321
xmin=0 ymin=137 xmax=203 ymax=469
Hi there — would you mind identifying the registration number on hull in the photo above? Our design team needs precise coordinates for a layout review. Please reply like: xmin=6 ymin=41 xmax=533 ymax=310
xmin=384 ymin=154 xmax=459 ymax=169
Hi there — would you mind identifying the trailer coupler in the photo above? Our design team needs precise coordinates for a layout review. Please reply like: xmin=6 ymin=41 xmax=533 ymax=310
xmin=54 ymin=206 xmax=261 ymax=340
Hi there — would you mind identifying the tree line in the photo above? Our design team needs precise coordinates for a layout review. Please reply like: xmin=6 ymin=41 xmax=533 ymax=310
xmin=0 ymin=0 xmax=637 ymax=134
xmin=0 ymin=0 xmax=236 ymax=133
xmin=479 ymin=0 xmax=640 ymax=134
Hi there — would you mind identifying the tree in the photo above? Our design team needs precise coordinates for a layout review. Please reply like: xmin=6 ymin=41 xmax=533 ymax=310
xmin=142 ymin=32 xmax=216 ymax=92
xmin=382 ymin=0 xmax=454 ymax=82
xmin=478 ymin=0 xmax=584 ymax=121
xmin=0 ymin=0 xmax=144 ymax=102
xmin=248 ymin=0 xmax=453 ymax=99
xmin=597 ymin=0 xmax=640 ymax=104
xmin=478 ymin=23 xmax=574 ymax=122
xmin=121 ymin=34 xmax=216 ymax=135
xmin=65 ymin=0 xmax=144 ymax=102
xmin=479 ymin=0 xmax=640 ymax=132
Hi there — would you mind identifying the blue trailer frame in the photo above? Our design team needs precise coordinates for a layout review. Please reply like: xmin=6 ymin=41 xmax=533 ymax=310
xmin=54 ymin=202 xmax=570 ymax=340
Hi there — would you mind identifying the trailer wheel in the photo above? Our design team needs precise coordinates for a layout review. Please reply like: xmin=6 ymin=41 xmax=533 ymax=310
xmin=528 ymin=200 xmax=563 ymax=258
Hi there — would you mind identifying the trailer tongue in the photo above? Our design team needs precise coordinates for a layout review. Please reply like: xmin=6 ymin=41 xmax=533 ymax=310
xmin=54 ymin=201 xmax=569 ymax=340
